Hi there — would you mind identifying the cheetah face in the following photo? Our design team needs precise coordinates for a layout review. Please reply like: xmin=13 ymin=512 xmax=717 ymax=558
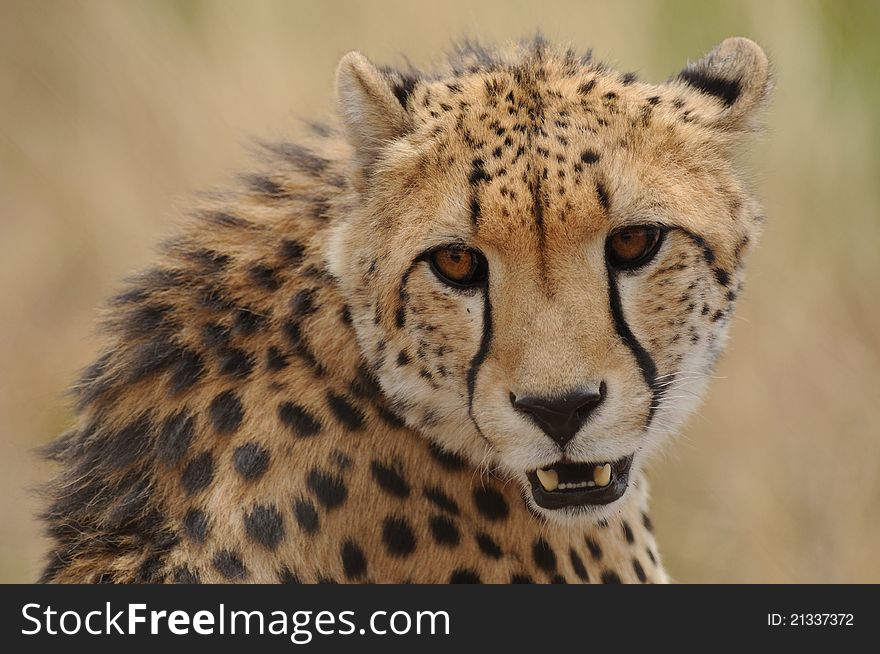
xmin=329 ymin=38 xmax=770 ymax=524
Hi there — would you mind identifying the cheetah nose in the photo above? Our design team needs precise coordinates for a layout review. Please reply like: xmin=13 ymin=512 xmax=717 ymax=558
xmin=510 ymin=383 xmax=606 ymax=448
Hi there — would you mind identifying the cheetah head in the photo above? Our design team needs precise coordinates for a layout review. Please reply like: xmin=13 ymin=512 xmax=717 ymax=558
xmin=327 ymin=38 xmax=771 ymax=524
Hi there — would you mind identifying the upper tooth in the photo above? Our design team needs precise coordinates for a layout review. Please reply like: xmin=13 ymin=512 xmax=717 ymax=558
xmin=593 ymin=463 xmax=612 ymax=487
xmin=536 ymin=468 xmax=559 ymax=491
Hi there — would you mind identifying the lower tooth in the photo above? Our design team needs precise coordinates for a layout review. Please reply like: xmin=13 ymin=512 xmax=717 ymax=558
xmin=593 ymin=463 xmax=612 ymax=487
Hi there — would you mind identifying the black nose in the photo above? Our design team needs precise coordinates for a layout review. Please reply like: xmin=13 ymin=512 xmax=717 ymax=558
xmin=510 ymin=383 xmax=606 ymax=448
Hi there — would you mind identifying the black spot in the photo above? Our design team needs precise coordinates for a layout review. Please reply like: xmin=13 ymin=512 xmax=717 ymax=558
xmin=601 ymin=570 xmax=622 ymax=584
xmin=428 ymin=442 xmax=468 ymax=471
xmin=155 ymin=410 xmax=195 ymax=466
xmin=266 ymin=346 xmax=289 ymax=371
xmin=290 ymin=289 xmax=317 ymax=316
xmin=183 ymin=508 xmax=209 ymax=543
xmin=209 ymin=391 xmax=244 ymax=434
xmin=551 ymin=574 xmax=567 ymax=584
xmin=394 ymin=305 xmax=406 ymax=329
xmin=249 ymin=263 xmax=280 ymax=291
xmin=391 ymin=74 xmax=418 ymax=107
xmin=213 ymin=550 xmax=247 ymax=580
xmin=341 ymin=540 xmax=368 ymax=580
xmin=633 ymin=559 xmax=647 ymax=583
xmin=450 ymin=569 xmax=481 ymax=584
xmin=127 ymin=339 xmax=181 ymax=385
xmin=371 ymin=461 xmax=410 ymax=498
xmin=580 ymin=149 xmax=600 ymax=164
xmin=173 ymin=566 xmax=201 ymax=584
xmin=713 ymin=267 xmax=730 ymax=287
xmin=280 ymin=239 xmax=306 ymax=266
xmin=96 ymin=572 xmax=116 ymax=585
xmin=468 ymin=157 xmax=492 ymax=185
xmin=532 ymin=537 xmax=557 ymax=573
xmin=233 ymin=442 xmax=270 ymax=481
xmin=279 ymin=566 xmax=301 ymax=584
xmin=376 ymin=404 xmax=406 ymax=429
xmin=570 ymin=548 xmax=589 ymax=581
xmin=134 ymin=555 xmax=163 ymax=583
xmin=125 ymin=303 xmax=174 ymax=338
xmin=428 ymin=514 xmax=460 ymax=546
xmin=201 ymin=210 xmax=252 ymax=230
xmin=469 ymin=196 xmax=481 ymax=225
xmin=98 ymin=414 xmax=155 ymax=472
xmin=293 ymin=499 xmax=320 ymax=535
xmin=642 ymin=512 xmax=654 ymax=532
xmin=578 ymin=78 xmax=596 ymax=95
xmin=473 ymin=486 xmax=509 ymax=521
xmin=712 ymin=309 xmax=725 ymax=322
xmin=585 ymin=536 xmax=603 ymax=560
xmin=326 ymin=393 xmax=365 ymax=431
xmin=596 ymin=180 xmax=610 ymax=212
xmin=168 ymin=349 xmax=205 ymax=394
xmin=677 ymin=68 xmax=742 ymax=107
xmin=647 ymin=548 xmax=657 ymax=565
xmin=278 ymin=402 xmax=322 ymax=437
xmin=396 ymin=350 xmax=411 ymax=366
xmin=350 ymin=363 xmax=382 ymax=401
xmin=189 ymin=248 xmax=232 ymax=273
xmin=234 ymin=309 xmax=266 ymax=335
xmin=510 ymin=574 xmax=534 ymax=584
xmin=217 ymin=347 xmax=254 ymax=379
xmin=307 ymin=469 xmax=347 ymax=510
xmin=244 ymin=505 xmax=284 ymax=550
xmin=181 ymin=452 xmax=214 ymax=495
xmin=622 ymin=521 xmax=635 ymax=544
xmin=622 ymin=72 xmax=638 ymax=85
xmin=202 ymin=322 xmax=230 ymax=348
xmin=476 ymin=532 xmax=502 ymax=559
xmin=263 ymin=142 xmax=329 ymax=176
xmin=243 ymin=174 xmax=286 ymax=197
xmin=382 ymin=516 xmax=416 ymax=557
xmin=423 ymin=486 xmax=459 ymax=515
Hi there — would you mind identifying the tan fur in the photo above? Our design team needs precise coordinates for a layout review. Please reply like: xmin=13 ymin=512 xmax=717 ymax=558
xmin=40 ymin=37 xmax=769 ymax=584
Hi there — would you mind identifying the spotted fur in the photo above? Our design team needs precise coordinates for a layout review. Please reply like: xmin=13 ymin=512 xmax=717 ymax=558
xmin=40 ymin=37 xmax=770 ymax=584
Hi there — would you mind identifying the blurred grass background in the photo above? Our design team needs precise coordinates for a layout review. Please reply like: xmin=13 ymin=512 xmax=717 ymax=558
xmin=1 ymin=0 xmax=878 ymax=583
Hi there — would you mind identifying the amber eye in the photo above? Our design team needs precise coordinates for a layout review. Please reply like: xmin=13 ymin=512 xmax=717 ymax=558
xmin=606 ymin=225 xmax=665 ymax=270
xmin=428 ymin=246 xmax=488 ymax=288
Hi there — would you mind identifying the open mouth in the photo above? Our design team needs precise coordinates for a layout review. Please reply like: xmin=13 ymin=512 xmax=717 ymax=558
xmin=526 ymin=454 xmax=634 ymax=509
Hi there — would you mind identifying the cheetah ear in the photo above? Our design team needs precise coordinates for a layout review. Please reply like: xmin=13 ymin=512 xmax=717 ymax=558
xmin=671 ymin=37 xmax=772 ymax=133
xmin=335 ymin=51 xmax=412 ymax=176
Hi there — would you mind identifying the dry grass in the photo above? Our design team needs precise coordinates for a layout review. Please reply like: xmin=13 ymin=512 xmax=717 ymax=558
xmin=1 ymin=0 xmax=878 ymax=583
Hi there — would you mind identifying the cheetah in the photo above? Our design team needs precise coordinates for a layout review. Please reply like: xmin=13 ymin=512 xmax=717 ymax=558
xmin=40 ymin=36 xmax=771 ymax=584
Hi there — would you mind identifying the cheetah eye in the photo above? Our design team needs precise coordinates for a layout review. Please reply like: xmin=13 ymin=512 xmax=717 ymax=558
xmin=427 ymin=246 xmax=488 ymax=288
xmin=606 ymin=225 xmax=665 ymax=270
